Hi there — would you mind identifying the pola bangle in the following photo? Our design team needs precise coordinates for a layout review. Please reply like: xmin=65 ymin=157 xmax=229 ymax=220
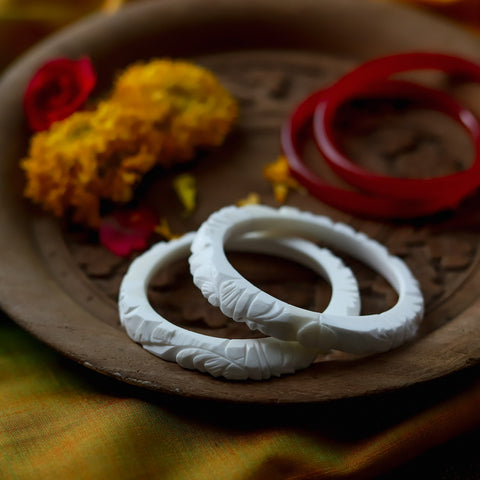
xmin=312 ymin=52 xmax=480 ymax=205
xmin=190 ymin=205 xmax=424 ymax=354
xmin=119 ymin=232 xmax=361 ymax=380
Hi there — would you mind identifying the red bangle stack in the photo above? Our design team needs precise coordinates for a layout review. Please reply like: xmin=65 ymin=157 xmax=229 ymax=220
xmin=282 ymin=52 xmax=480 ymax=219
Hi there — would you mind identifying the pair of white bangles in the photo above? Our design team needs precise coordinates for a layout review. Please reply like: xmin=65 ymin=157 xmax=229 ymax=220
xmin=119 ymin=205 xmax=424 ymax=381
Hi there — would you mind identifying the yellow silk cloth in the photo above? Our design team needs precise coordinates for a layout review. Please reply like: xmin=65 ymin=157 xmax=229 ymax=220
xmin=1 ymin=1 xmax=480 ymax=478
xmin=1 ymin=313 xmax=480 ymax=480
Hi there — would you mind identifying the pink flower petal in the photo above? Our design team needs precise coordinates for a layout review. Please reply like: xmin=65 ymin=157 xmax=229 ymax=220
xmin=99 ymin=208 xmax=158 ymax=257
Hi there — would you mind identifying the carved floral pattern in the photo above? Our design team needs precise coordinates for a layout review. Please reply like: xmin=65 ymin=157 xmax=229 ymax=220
xmin=189 ymin=205 xmax=424 ymax=354
xmin=119 ymin=232 xmax=361 ymax=380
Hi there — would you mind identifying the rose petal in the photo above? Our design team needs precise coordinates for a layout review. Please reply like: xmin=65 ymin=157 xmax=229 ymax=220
xmin=99 ymin=207 xmax=158 ymax=257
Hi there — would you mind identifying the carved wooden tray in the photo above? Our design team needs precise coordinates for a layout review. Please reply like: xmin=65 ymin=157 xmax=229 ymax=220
xmin=1 ymin=0 xmax=480 ymax=403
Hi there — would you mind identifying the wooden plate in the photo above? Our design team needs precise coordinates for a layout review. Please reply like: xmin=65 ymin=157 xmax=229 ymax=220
xmin=1 ymin=0 xmax=480 ymax=404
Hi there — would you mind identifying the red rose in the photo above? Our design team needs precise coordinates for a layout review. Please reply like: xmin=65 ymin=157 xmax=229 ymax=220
xmin=23 ymin=57 xmax=96 ymax=131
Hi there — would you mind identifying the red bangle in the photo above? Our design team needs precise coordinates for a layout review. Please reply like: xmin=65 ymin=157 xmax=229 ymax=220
xmin=312 ymin=52 xmax=480 ymax=206
xmin=282 ymin=80 xmax=480 ymax=219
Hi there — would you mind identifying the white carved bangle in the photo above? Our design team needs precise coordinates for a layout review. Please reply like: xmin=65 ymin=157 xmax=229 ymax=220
xmin=119 ymin=231 xmax=361 ymax=380
xmin=189 ymin=205 xmax=424 ymax=354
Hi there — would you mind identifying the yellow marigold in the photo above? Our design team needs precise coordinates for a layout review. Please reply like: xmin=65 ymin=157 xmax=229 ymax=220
xmin=110 ymin=59 xmax=238 ymax=164
xmin=22 ymin=102 xmax=160 ymax=227
xmin=21 ymin=58 xmax=238 ymax=227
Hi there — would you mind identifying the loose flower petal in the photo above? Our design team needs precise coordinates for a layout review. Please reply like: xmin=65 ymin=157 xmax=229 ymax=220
xmin=173 ymin=173 xmax=197 ymax=215
xmin=236 ymin=192 xmax=261 ymax=206
xmin=99 ymin=207 xmax=158 ymax=257
xmin=263 ymin=155 xmax=301 ymax=203
xmin=154 ymin=218 xmax=181 ymax=241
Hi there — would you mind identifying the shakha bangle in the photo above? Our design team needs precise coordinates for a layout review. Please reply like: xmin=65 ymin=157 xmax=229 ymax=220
xmin=312 ymin=52 xmax=480 ymax=206
xmin=190 ymin=205 xmax=424 ymax=354
xmin=283 ymin=80 xmax=480 ymax=218
xmin=119 ymin=231 xmax=361 ymax=380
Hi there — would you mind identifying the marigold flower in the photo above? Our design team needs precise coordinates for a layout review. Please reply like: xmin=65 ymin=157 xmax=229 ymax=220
xmin=22 ymin=102 xmax=158 ymax=227
xmin=110 ymin=59 xmax=238 ymax=166
xmin=21 ymin=58 xmax=238 ymax=228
